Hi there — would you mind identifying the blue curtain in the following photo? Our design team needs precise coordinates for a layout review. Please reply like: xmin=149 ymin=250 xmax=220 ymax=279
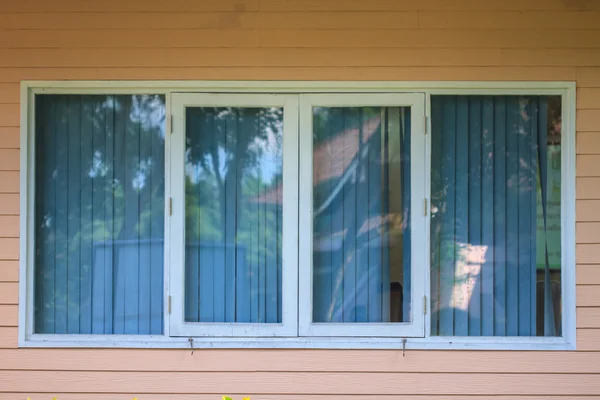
xmin=312 ymin=107 xmax=411 ymax=323
xmin=430 ymin=95 xmax=560 ymax=337
xmin=34 ymin=95 xmax=166 ymax=335
xmin=184 ymin=107 xmax=283 ymax=323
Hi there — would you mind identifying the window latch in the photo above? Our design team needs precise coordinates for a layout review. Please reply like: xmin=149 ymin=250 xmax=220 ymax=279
xmin=402 ymin=338 xmax=407 ymax=357
xmin=188 ymin=337 xmax=195 ymax=355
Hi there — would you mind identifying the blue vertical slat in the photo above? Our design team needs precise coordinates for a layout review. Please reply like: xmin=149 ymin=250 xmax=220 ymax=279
xmin=276 ymin=174 xmax=283 ymax=323
xmin=257 ymin=111 xmax=266 ymax=323
xmin=213 ymin=110 xmax=227 ymax=323
xmin=517 ymin=97 xmax=533 ymax=336
xmin=79 ymin=95 xmax=94 ymax=334
xmin=137 ymin=96 xmax=153 ymax=334
xmin=480 ymin=96 xmax=495 ymax=336
xmin=365 ymin=111 xmax=381 ymax=323
xmin=124 ymin=96 xmax=140 ymax=334
xmin=66 ymin=96 xmax=81 ymax=334
xmin=529 ymin=97 xmax=540 ymax=335
xmin=199 ymin=243 xmax=214 ymax=322
xmin=90 ymin=96 xmax=106 ymax=334
xmin=505 ymin=96 xmax=520 ymax=336
xmin=401 ymin=108 xmax=412 ymax=323
xmin=236 ymin=111 xmax=251 ymax=323
xmin=430 ymin=97 xmax=443 ymax=335
xmin=150 ymin=95 xmax=165 ymax=334
xmin=312 ymin=114 xmax=325 ymax=323
xmin=341 ymin=108 xmax=357 ymax=322
xmin=112 ymin=95 xmax=128 ymax=335
xmin=493 ymin=96 xmax=507 ymax=336
xmin=439 ymin=96 xmax=457 ymax=336
xmin=104 ymin=96 xmax=115 ymax=334
xmin=35 ymin=96 xmax=57 ymax=333
xmin=454 ymin=96 xmax=469 ymax=336
xmin=185 ymin=244 xmax=199 ymax=322
xmin=468 ymin=96 xmax=482 ymax=336
xmin=329 ymin=108 xmax=343 ymax=322
xmin=54 ymin=95 xmax=69 ymax=334
xmin=224 ymin=110 xmax=237 ymax=323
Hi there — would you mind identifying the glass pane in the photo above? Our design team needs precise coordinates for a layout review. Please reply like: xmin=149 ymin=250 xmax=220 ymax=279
xmin=430 ymin=95 xmax=562 ymax=337
xmin=185 ymin=107 xmax=283 ymax=323
xmin=312 ymin=106 xmax=411 ymax=323
xmin=34 ymin=94 xmax=166 ymax=334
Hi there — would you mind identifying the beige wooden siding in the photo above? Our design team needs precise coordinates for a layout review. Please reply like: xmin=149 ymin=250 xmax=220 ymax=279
xmin=0 ymin=0 xmax=599 ymax=398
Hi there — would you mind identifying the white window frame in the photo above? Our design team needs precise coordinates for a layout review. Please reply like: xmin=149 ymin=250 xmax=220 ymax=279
xmin=169 ymin=93 xmax=299 ymax=337
xmin=298 ymin=93 xmax=427 ymax=337
xmin=18 ymin=81 xmax=576 ymax=350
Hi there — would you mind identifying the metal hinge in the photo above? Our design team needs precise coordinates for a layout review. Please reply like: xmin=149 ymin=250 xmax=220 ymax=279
xmin=423 ymin=198 xmax=428 ymax=216
xmin=168 ymin=114 xmax=173 ymax=134
xmin=423 ymin=295 xmax=428 ymax=315
xmin=424 ymin=115 xmax=428 ymax=134
xmin=169 ymin=198 xmax=173 ymax=216
xmin=168 ymin=295 xmax=172 ymax=314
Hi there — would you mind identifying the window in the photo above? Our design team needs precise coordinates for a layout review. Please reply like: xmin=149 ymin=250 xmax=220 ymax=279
xmin=20 ymin=83 xmax=575 ymax=349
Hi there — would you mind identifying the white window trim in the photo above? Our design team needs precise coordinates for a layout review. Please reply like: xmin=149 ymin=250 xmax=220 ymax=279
xmin=298 ymin=93 xmax=426 ymax=338
xmin=169 ymin=93 xmax=299 ymax=337
xmin=18 ymin=81 xmax=576 ymax=350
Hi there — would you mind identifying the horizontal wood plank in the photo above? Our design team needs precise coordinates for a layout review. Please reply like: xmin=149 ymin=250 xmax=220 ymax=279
xmin=0 ymin=238 xmax=19 ymax=260
xmin=577 ymin=178 xmax=600 ymax=199
xmin=578 ymin=265 xmax=600 ymax=285
xmin=0 ymin=104 xmax=19 ymax=127
xmin=0 ymin=12 xmax=420 ymax=30
xmin=577 ymin=133 xmax=600 ymax=155
xmin=577 ymin=155 xmax=600 ymax=177
xmin=576 ymin=243 xmax=600 ymax=263
xmin=418 ymin=11 xmax=600 ymax=29
xmin=1 ymin=0 xmax=260 ymax=12
xmin=0 ymin=327 xmax=17 ymax=348
xmin=260 ymin=0 xmax=600 ymax=11
xmin=0 ymin=172 xmax=18 ymax=194
xmin=2 ymin=371 xmax=600 ymax=394
xmin=0 ymin=260 xmax=18 ymax=282
xmin=0 ymin=282 xmax=17 ymax=305
xmin=577 ymin=328 xmax=600 ymax=350
xmin=0 ymin=66 xmax=578 ymax=82
xmin=2 ymin=348 xmax=600 ymax=373
xmin=578 ymin=307 xmax=600 ymax=328
xmin=578 ymin=88 xmax=600 ymax=109
xmin=0 ymin=127 xmax=19 ymax=149
xmin=0 ymin=216 xmax=18 ymax=238
xmin=579 ymin=68 xmax=600 ymax=87
xmin=7 ymin=397 xmax=600 ymax=400
xmin=578 ymin=285 xmax=600 ymax=307
xmin=0 ymin=304 xmax=17 ymax=326
xmin=0 ymin=149 xmax=19 ymax=171
xmin=0 ymin=194 xmax=19 ymax=216
xmin=1 ymin=48 xmax=599 ymax=68
xmin=577 ymin=200 xmax=600 ymax=222
xmin=2 ymin=29 xmax=600 ymax=50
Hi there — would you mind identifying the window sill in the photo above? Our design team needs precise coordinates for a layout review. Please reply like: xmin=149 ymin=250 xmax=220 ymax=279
xmin=19 ymin=335 xmax=575 ymax=351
